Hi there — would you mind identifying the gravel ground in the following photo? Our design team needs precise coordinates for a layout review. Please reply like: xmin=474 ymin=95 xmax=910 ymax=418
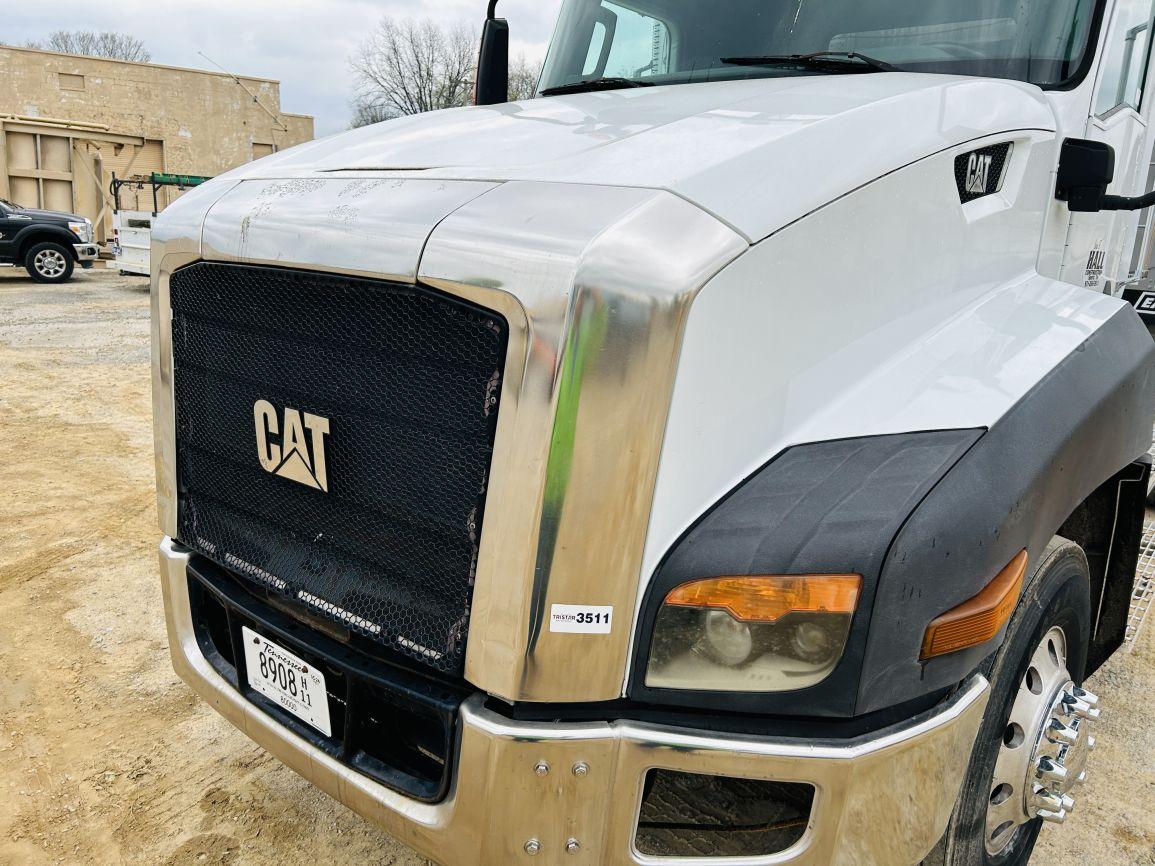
xmin=1 ymin=268 xmax=1152 ymax=865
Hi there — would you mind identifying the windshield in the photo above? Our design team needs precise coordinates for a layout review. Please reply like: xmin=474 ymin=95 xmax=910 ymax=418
xmin=540 ymin=0 xmax=1101 ymax=92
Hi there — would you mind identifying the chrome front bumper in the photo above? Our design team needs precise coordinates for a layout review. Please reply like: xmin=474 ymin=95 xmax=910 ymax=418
xmin=73 ymin=244 xmax=99 ymax=264
xmin=160 ymin=538 xmax=989 ymax=866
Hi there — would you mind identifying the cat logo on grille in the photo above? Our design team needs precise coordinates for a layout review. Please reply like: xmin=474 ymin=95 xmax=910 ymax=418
xmin=253 ymin=400 xmax=331 ymax=492
xmin=965 ymin=153 xmax=994 ymax=195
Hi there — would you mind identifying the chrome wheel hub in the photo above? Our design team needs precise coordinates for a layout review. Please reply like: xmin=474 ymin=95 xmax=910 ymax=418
xmin=985 ymin=627 xmax=1100 ymax=855
xmin=33 ymin=248 xmax=67 ymax=278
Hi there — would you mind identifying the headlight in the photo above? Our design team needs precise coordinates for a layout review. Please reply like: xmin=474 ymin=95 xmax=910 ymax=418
xmin=68 ymin=221 xmax=92 ymax=243
xmin=644 ymin=574 xmax=861 ymax=692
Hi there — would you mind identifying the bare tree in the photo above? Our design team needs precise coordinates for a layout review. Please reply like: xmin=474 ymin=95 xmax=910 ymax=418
xmin=351 ymin=18 xmax=477 ymax=123
xmin=350 ymin=101 xmax=395 ymax=129
xmin=509 ymin=54 xmax=544 ymax=101
xmin=25 ymin=30 xmax=151 ymax=62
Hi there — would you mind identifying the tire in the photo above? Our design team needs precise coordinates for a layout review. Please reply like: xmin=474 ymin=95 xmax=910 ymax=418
xmin=926 ymin=538 xmax=1092 ymax=866
xmin=24 ymin=241 xmax=75 ymax=284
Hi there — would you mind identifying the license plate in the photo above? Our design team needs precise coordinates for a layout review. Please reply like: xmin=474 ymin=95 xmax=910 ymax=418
xmin=242 ymin=626 xmax=332 ymax=737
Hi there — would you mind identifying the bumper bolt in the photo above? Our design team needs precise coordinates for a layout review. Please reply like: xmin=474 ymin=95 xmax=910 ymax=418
xmin=572 ymin=762 xmax=590 ymax=778
xmin=524 ymin=839 xmax=541 ymax=856
xmin=565 ymin=838 xmax=581 ymax=854
xmin=534 ymin=761 xmax=550 ymax=777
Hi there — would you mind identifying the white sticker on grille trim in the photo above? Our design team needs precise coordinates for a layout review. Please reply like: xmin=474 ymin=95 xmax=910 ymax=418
xmin=549 ymin=604 xmax=613 ymax=634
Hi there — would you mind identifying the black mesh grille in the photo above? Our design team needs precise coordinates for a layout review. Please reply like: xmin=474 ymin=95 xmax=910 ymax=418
xmin=171 ymin=262 xmax=507 ymax=676
xmin=954 ymin=142 xmax=1012 ymax=204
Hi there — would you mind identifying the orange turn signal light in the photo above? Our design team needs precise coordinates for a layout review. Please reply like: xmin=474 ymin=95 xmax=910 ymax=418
xmin=664 ymin=574 xmax=862 ymax=623
xmin=921 ymin=550 xmax=1028 ymax=660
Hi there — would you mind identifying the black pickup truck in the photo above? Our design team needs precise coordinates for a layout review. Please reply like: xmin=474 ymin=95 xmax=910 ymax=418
xmin=0 ymin=197 xmax=100 ymax=283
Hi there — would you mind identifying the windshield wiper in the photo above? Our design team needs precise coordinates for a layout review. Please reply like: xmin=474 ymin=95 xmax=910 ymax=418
xmin=720 ymin=51 xmax=900 ymax=73
xmin=540 ymin=77 xmax=656 ymax=96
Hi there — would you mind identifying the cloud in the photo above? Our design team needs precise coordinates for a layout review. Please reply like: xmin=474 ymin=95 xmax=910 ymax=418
xmin=3 ymin=0 xmax=563 ymax=136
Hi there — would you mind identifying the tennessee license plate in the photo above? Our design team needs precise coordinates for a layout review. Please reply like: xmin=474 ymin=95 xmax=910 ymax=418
xmin=242 ymin=626 xmax=332 ymax=737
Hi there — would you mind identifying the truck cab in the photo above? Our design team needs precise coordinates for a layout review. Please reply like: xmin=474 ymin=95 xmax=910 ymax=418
xmin=151 ymin=2 xmax=1155 ymax=864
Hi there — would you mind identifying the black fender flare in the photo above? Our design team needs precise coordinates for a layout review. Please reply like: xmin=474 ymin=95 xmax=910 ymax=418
xmin=14 ymin=225 xmax=83 ymax=260
xmin=858 ymin=305 xmax=1155 ymax=713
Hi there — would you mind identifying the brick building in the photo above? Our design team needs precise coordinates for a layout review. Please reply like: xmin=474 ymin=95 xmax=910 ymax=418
xmin=0 ymin=45 xmax=314 ymax=242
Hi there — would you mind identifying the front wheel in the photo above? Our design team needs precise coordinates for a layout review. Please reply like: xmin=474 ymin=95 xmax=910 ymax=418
xmin=928 ymin=538 xmax=1098 ymax=866
xmin=24 ymin=241 xmax=75 ymax=284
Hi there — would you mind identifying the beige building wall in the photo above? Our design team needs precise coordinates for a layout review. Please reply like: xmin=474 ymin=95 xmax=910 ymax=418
xmin=0 ymin=45 xmax=315 ymax=239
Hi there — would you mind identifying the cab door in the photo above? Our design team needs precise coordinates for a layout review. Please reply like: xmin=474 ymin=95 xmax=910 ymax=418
xmin=1062 ymin=0 xmax=1155 ymax=294
xmin=0 ymin=204 xmax=31 ymax=263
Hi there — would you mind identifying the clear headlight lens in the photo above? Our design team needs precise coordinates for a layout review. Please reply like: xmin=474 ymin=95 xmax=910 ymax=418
xmin=645 ymin=574 xmax=862 ymax=692
xmin=68 ymin=220 xmax=93 ymax=243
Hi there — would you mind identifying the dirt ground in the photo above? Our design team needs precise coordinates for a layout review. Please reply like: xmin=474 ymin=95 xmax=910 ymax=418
xmin=0 ymin=267 xmax=1152 ymax=865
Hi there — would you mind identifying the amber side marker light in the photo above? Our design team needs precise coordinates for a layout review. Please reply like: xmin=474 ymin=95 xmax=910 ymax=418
xmin=665 ymin=574 xmax=862 ymax=622
xmin=921 ymin=550 xmax=1028 ymax=660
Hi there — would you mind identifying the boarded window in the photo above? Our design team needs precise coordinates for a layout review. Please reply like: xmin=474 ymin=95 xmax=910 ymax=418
xmin=3 ymin=130 xmax=75 ymax=213
xmin=252 ymin=142 xmax=276 ymax=161
xmin=58 ymin=73 xmax=85 ymax=91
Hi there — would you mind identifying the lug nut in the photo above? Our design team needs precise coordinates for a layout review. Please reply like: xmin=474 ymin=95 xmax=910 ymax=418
xmin=1073 ymin=687 xmax=1100 ymax=708
xmin=1087 ymin=735 xmax=1096 ymax=751
xmin=572 ymin=762 xmax=590 ymax=778
xmin=1074 ymin=702 xmax=1101 ymax=722
xmin=1033 ymin=789 xmax=1064 ymax=813
xmin=565 ymin=838 xmax=581 ymax=854
xmin=1037 ymin=757 xmax=1069 ymax=784
xmin=1038 ymin=808 xmax=1068 ymax=825
xmin=533 ymin=761 xmax=550 ymax=777
xmin=1046 ymin=719 xmax=1079 ymax=746
xmin=524 ymin=839 xmax=541 ymax=856
xmin=1060 ymin=793 xmax=1076 ymax=813
xmin=1063 ymin=694 xmax=1102 ymax=721
xmin=1076 ymin=770 xmax=1087 ymax=785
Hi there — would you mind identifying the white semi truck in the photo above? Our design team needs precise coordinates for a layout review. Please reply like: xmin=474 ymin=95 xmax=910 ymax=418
xmin=152 ymin=2 xmax=1155 ymax=864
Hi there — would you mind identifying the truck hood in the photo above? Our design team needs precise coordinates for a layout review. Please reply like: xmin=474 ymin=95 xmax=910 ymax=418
xmin=237 ymin=73 xmax=1056 ymax=241
xmin=7 ymin=206 xmax=83 ymax=224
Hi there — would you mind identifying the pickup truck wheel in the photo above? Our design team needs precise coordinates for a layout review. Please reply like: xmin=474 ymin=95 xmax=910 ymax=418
xmin=25 ymin=241 xmax=75 ymax=284
xmin=928 ymin=538 xmax=1093 ymax=866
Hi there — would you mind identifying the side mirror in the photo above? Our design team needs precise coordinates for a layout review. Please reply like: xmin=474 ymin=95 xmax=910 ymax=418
xmin=475 ymin=1 xmax=509 ymax=106
xmin=1056 ymin=138 xmax=1115 ymax=213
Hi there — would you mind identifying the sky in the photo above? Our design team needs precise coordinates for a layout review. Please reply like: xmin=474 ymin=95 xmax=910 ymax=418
xmin=1 ymin=0 xmax=564 ymax=137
